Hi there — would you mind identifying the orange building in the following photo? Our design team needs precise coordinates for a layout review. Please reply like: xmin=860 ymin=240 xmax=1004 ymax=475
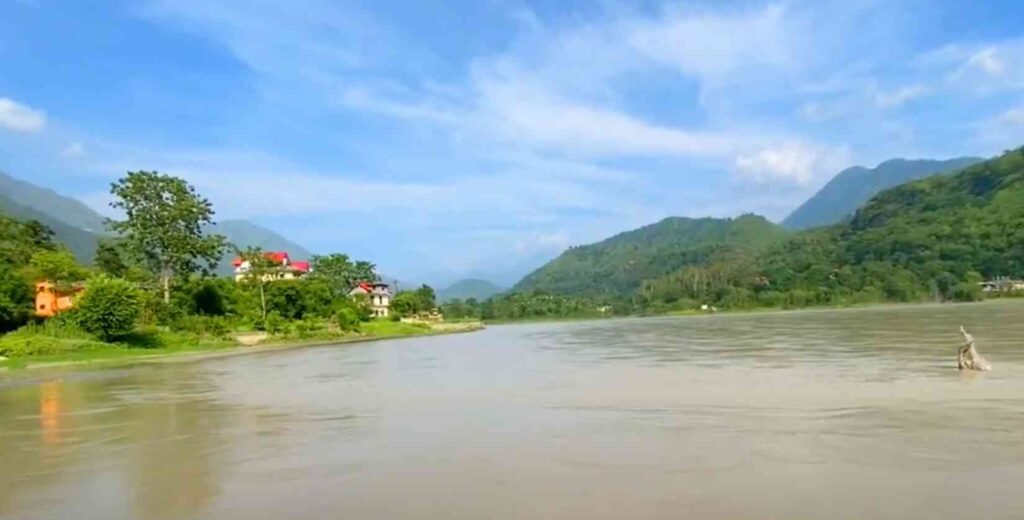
xmin=34 ymin=281 xmax=83 ymax=317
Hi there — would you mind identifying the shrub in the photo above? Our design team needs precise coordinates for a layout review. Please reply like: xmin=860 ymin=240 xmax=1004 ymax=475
xmin=172 ymin=315 xmax=233 ymax=338
xmin=74 ymin=276 xmax=142 ymax=341
xmin=0 ymin=320 xmax=108 ymax=357
xmin=334 ymin=307 xmax=361 ymax=332
xmin=191 ymin=280 xmax=229 ymax=316
xmin=953 ymin=282 xmax=983 ymax=302
xmin=264 ymin=311 xmax=285 ymax=335
xmin=294 ymin=319 xmax=311 ymax=338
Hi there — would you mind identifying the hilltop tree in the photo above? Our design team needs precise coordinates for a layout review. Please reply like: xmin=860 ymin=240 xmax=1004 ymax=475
xmin=109 ymin=171 xmax=226 ymax=304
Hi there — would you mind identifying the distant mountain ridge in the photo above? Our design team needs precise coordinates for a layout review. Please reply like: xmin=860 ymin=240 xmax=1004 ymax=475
xmin=513 ymin=214 xmax=786 ymax=298
xmin=782 ymin=157 xmax=982 ymax=230
xmin=0 ymin=170 xmax=109 ymax=234
xmin=213 ymin=219 xmax=314 ymax=276
xmin=764 ymin=146 xmax=1024 ymax=299
xmin=438 ymin=279 xmax=504 ymax=302
xmin=0 ymin=193 xmax=100 ymax=262
xmin=0 ymin=169 xmax=317 ymax=274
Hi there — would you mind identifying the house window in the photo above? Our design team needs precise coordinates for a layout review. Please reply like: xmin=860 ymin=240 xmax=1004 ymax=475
xmin=39 ymin=304 xmax=46 ymax=310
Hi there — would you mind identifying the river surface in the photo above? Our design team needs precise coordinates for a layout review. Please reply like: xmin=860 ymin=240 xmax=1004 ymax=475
xmin=3 ymin=302 xmax=1024 ymax=519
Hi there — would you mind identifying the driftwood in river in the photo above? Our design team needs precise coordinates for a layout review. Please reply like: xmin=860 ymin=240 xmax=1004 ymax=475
xmin=958 ymin=325 xmax=991 ymax=371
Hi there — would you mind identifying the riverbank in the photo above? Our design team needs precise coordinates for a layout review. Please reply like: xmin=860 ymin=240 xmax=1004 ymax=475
xmin=0 ymin=320 xmax=484 ymax=373
xmin=483 ymin=296 xmax=1024 ymax=326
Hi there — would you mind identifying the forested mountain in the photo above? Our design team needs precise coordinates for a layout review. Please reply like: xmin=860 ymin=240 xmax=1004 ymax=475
xmin=782 ymin=157 xmax=981 ymax=230
xmin=0 ymin=194 xmax=99 ymax=262
xmin=650 ymin=147 xmax=1024 ymax=310
xmin=0 ymin=170 xmax=109 ymax=234
xmin=513 ymin=214 xmax=787 ymax=298
xmin=212 ymin=219 xmax=314 ymax=276
xmin=438 ymin=279 xmax=504 ymax=302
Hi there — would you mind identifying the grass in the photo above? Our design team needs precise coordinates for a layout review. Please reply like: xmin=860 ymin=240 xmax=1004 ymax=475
xmin=0 ymin=318 xmax=484 ymax=371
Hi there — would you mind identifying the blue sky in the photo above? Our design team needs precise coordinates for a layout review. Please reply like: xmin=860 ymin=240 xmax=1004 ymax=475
xmin=2 ymin=0 xmax=1024 ymax=286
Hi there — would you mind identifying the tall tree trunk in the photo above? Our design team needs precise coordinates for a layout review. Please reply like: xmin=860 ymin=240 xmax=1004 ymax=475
xmin=259 ymin=283 xmax=267 ymax=320
xmin=162 ymin=274 xmax=170 ymax=305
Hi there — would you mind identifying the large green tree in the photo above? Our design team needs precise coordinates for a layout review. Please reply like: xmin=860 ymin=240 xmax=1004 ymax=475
xmin=0 ymin=214 xmax=57 ymax=331
xmin=310 ymin=253 xmax=378 ymax=296
xmin=109 ymin=171 xmax=226 ymax=303
xmin=237 ymin=246 xmax=276 ymax=321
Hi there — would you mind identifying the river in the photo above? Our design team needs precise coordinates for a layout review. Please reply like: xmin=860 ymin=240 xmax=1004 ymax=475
xmin=3 ymin=301 xmax=1024 ymax=519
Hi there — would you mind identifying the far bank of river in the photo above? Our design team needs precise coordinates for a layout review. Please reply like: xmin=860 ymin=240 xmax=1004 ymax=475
xmin=0 ymin=321 xmax=484 ymax=374
xmin=485 ymin=296 xmax=1024 ymax=325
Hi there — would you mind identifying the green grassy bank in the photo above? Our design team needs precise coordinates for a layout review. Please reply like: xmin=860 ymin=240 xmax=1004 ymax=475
xmin=0 ymin=319 xmax=484 ymax=371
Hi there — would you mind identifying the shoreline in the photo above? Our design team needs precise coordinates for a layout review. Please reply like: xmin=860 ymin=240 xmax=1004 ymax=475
xmin=483 ymin=297 xmax=1024 ymax=327
xmin=0 ymin=322 xmax=484 ymax=376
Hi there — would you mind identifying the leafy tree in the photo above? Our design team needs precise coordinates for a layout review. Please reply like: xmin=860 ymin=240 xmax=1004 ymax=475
xmin=265 ymin=280 xmax=307 ymax=320
xmin=391 ymin=285 xmax=437 ymax=317
xmin=25 ymin=249 xmax=89 ymax=289
xmin=237 ymin=246 xmax=276 ymax=320
xmin=0 ymin=213 xmax=62 ymax=331
xmin=94 ymin=239 xmax=129 ymax=278
xmin=74 ymin=276 xmax=142 ymax=340
xmin=108 ymin=171 xmax=227 ymax=304
xmin=310 ymin=253 xmax=379 ymax=296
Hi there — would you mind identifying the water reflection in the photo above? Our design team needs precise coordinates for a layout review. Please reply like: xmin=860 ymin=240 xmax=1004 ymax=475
xmin=3 ymin=302 xmax=1024 ymax=519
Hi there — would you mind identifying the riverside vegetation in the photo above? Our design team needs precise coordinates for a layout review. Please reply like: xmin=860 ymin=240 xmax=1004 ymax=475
xmin=441 ymin=147 xmax=1024 ymax=321
xmin=0 ymin=171 xmax=475 ymax=368
xmin=4 ymin=147 xmax=1024 ymax=350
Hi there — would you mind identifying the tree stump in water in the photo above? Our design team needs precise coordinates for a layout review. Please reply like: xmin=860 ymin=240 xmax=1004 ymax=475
xmin=958 ymin=326 xmax=991 ymax=371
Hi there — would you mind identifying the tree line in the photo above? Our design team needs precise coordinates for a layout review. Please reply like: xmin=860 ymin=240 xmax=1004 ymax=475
xmin=0 ymin=170 xmax=438 ymax=358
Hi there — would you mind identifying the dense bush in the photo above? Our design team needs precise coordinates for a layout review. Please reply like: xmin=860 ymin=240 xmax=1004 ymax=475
xmin=173 ymin=315 xmax=233 ymax=338
xmin=0 ymin=320 xmax=108 ymax=357
xmin=263 ymin=311 xmax=286 ymax=335
xmin=73 ymin=276 xmax=142 ymax=340
xmin=334 ymin=307 xmax=361 ymax=332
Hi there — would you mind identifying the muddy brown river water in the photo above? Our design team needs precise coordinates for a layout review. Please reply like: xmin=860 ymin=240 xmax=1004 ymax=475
xmin=4 ymin=301 xmax=1024 ymax=519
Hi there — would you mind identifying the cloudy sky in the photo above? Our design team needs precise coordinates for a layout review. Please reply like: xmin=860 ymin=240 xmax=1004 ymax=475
xmin=2 ymin=0 xmax=1023 ymax=286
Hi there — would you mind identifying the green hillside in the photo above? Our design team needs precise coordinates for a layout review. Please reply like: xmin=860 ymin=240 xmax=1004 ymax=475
xmin=0 ymin=170 xmax=109 ymax=234
xmin=214 ymin=219 xmax=314 ymax=276
xmin=0 ymin=194 xmax=98 ymax=263
xmin=438 ymin=279 xmax=504 ymax=302
xmin=513 ymin=214 xmax=787 ymax=298
xmin=782 ymin=157 xmax=981 ymax=230
xmin=667 ymin=147 xmax=1024 ymax=309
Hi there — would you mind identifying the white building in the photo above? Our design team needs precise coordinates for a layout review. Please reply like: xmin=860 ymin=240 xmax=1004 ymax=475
xmin=349 ymin=282 xmax=392 ymax=317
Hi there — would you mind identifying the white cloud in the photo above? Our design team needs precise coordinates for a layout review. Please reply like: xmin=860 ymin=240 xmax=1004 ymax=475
xmin=874 ymin=84 xmax=927 ymax=109
xmin=336 ymin=86 xmax=462 ymax=125
xmin=471 ymin=73 xmax=742 ymax=157
xmin=797 ymin=101 xmax=847 ymax=122
xmin=973 ymin=105 xmax=1024 ymax=152
xmin=924 ymin=39 xmax=1024 ymax=93
xmin=965 ymin=48 xmax=1006 ymax=76
xmin=61 ymin=142 xmax=86 ymax=158
xmin=626 ymin=4 xmax=793 ymax=85
xmin=734 ymin=142 xmax=849 ymax=185
xmin=996 ymin=107 xmax=1024 ymax=126
xmin=0 ymin=97 xmax=46 ymax=133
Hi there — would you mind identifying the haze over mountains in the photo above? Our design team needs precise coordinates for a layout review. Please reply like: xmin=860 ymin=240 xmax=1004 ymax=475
xmin=437 ymin=279 xmax=505 ymax=302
